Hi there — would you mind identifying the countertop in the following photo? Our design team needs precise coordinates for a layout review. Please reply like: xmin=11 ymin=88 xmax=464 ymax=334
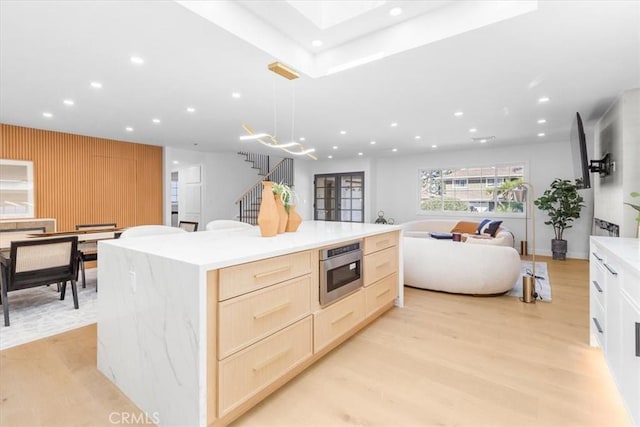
xmin=590 ymin=236 xmax=640 ymax=273
xmin=99 ymin=221 xmax=401 ymax=270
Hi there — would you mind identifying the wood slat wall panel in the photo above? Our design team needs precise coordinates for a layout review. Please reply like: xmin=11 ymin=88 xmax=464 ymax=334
xmin=0 ymin=124 xmax=163 ymax=231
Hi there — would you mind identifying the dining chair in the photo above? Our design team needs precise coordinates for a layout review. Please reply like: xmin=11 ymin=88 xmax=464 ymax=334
xmin=178 ymin=221 xmax=199 ymax=232
xmin=205 ymin=220 xmax=254 ymax=231
xmin=1 ymin=236 xmax=79 ymax=327
xmin=119 ymin=225 xmax=187 ymax=239
xmin=75 ymin=223 xmax=116 ymax=289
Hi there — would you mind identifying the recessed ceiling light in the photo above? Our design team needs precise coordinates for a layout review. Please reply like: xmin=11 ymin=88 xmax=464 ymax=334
xmin=480 ymin=139 xmax=487 ymax=143
xmin=414 ymin=136 xmax=421 ymax=140
xmin=152 ymin=118 xmax=161 ymax=124
xmin=358 ymin=152 xmax=363 ymax=156
xmin=538 ymin=96 xmax=550 ymax=103
xmin=370 ymin=140 xmax=376 ymax=145
xmin=186 ymin=107 xmax=196 ymax=113
xmin=390 ymin=122 xmax=398 ymax=127
xmin=340 ymin=130 xmax=346 ymax=135
xmin=311 ymin=40 xmax=323 ymax=47
xmin=469 ymin=128 xmax=477 ymax=133
xmin=172 ymin=160 xmax=179 ymax=165
xmin=63 ymin=99 xmax=74 ymax=106
xmin=454 ymin=111 xmax=464 ymax=117
xmin=90 ymin=81 xmax=102 ymax=89
xmin=392 ymin=148 xmax=398 ymax=152
xmin=231 ymin=92 xmax=241 ymax=99
xmin=333 ymin=146 xmax=338 ymax=150
xmin=431 ymin=144 xmax=438 ymax=148
xmin=538 ymin=132 xmax=546 ymax=137
xmin=328 ymin=155 xmax=333 ymax=159
xmin=537 ymin=119 xmax=547 ymax=124
xmin=130 ymin=56 xmax=144 ymax=65
xmin=299 ymin=137 xmax=305 ymax=141
xmin=389 ymin=7 xmax=402 ymax=16
xmin=125 ymin=127 xmax=134 ymax=132
xmin=42 ymin=112 xmax=53 ymax=118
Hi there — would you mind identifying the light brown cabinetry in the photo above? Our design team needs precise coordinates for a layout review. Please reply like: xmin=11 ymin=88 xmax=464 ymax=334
xmin=314 ymin=290 xmax=365 ymax=352
xmin=365 ymin=273 xmax=398 ymax=317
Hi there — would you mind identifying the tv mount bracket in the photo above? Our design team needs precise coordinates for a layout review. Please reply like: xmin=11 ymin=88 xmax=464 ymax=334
xmin=589 ymin=152 xmax=612 ymax=176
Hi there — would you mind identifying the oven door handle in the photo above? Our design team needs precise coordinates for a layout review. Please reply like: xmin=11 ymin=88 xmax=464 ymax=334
xmin=322 ymin=249 xmax=362 ymax=271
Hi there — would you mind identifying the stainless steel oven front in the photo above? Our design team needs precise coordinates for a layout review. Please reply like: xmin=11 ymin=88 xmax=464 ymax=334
xmin=319 ymin=240 xmax=363 ymax=306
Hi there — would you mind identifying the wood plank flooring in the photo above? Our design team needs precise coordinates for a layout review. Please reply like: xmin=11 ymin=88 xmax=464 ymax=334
xmin=0 ymin=256 xmax=632 ymax=427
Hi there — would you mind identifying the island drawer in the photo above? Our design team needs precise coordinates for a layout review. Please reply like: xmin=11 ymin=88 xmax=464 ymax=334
xmin=363 ymin=231 xmax=398 ymax=255
xmin=218 ymin=250 xmax=312 ymax=301
xmin=363 ymin=246 xmax=397 ymax=286
xmin=218 ymin=316 xmax=313 ymax=416
xmin=591 ymin=299 xmax=605 ymax=349
xmin=365 ymin=273 xmax=398 ymax=317
xmin=218 ymin=275 xmax=311 ymax=359
xmin=314 ymin=290 xmax=365 ymax=353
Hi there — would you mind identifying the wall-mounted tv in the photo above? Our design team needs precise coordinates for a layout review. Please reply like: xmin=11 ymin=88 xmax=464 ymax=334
xmin=571 ymin=112 xmax=611 ymax=190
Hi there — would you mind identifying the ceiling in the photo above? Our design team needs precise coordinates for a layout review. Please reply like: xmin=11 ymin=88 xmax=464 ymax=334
xmin=1 ymin=0 xmax=639 ymax=161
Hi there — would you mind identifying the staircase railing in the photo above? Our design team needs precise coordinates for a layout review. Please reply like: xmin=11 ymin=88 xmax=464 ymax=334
xmin=238 ymin=151 xmax=270 ymax=176
xmin=235 ymin=157 xmax=294 ymax=225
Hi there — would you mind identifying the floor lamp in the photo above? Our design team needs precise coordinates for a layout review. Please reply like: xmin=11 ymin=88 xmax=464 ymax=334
xmin=518 ymin=182 xmax=537 ymax=303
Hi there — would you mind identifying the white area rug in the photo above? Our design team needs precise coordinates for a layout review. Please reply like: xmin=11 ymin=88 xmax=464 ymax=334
xmin=507 ymin=261 xmax=552 ymax=301
xmin=0 ymin=268 xmax=97 ymax=350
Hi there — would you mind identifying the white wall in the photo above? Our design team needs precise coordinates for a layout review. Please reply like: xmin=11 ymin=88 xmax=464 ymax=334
xmin=372 ymin=140 xmax=594 ymax=259
xmin=594 ymin=88 xmax=640 ymax=237
xmin=164 ymin=148 xmax=262 ymax=228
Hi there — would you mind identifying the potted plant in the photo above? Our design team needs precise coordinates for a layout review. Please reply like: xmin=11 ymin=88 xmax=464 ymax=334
xmin=624 ymin=191 xmax=640 ymax=237
xmin=533 ymin=178 xmax=585 ymax=260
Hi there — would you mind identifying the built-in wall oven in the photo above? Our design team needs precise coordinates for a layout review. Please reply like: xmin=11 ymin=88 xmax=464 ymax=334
xmin=319 ymin=240 xmax=363 ymax=306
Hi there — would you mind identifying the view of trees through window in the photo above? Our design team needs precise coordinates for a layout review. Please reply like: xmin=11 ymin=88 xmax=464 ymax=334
xmin=419 ymin=164 xmax=525 ymax=214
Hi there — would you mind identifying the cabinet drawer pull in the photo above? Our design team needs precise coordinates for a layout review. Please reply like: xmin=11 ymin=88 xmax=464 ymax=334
xmin=253 ymin=301 xmax=291 ymax=320
xmin=252 ymin=348 xmax=290 ymax=372
xmin=592 ymin=280 xmax=603 ymax=293
xmin=376 ymin=239 xmax=390 ymax=247
xmin=592 ymin=252 xmax=603 ymax=261
xmin=592 ymin=317 xmax=604 ymax=334
xmin=376 ymin=288 xmax=391 ymax=298
xmin=376 ymin=261 xmax=390 ymax=269
xmin=254 ymin=266 xmax=291 ymax=279
xmin=331 ymin=310 xmax=354 ymax=325
xmin=603 ymin=263 xmax=618 ymax=276
xmin=636 ymin=322 xmax=640 ymax=358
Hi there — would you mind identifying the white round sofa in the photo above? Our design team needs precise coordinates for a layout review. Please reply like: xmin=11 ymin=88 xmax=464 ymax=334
xmin=402 ymin=219 xmax=521 ymax=295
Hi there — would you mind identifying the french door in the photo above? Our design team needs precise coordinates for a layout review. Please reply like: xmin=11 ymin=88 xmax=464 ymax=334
xmin=313 ymin=172 xmax=364 ymax=223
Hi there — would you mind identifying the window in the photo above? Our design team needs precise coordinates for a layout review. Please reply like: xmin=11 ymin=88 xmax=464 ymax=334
xmin=419 ymin=164 xmax=525 ymax=214
xmin=314 ymin=172 xmax=364 ymax=223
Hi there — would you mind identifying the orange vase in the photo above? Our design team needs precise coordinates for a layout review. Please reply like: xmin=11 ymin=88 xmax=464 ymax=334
xmin=275 ymin=196 xmax=287 ymax=234
xmin=285 ymin=205 xmax=302 ymax=232
xmin=257 ymin=181 xmax=278 ymax=237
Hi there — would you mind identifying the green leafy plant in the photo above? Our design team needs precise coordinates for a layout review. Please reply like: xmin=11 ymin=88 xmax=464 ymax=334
xmin=533 ymin=178 xmax=585 ymax=240
xmin=625 ymin=191 xmax=640 ymax=222
xmin=272 ymin=182 xmax=297 ymax=213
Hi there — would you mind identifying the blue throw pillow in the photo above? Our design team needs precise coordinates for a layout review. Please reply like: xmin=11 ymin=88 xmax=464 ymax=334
xmin=481 ymin=220 xmax=503 ymax=237
xmin=476 ymin=219 xmax=491 ymax=234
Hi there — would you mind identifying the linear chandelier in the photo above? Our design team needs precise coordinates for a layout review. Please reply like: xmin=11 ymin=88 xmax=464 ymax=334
xmin=240 ymin=124 xmax=317 ymax=159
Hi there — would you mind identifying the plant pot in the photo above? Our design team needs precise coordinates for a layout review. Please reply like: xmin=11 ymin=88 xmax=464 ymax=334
xmin=285 ymin=205 xmax=302 ymax=232
xmin=257 ymin=181 xmax=278 ymax=237
xmin=275 ymin=196 xmax=287 ymax=234
xmin=551 ymin=238 xmax=567 ymax=260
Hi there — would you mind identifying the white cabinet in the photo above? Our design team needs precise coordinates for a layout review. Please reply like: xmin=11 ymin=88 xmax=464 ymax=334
xmin=590 ymin=237 xmax=640 ymax=426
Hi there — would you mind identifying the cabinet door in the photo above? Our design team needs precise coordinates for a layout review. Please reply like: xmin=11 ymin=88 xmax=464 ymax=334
xmin=604 ymin=255 xmax=623 ymax=385
xmin=621 ymin=295 xmax=640 ymax=425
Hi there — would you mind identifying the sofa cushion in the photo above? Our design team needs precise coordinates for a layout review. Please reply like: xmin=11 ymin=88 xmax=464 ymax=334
xmin=481 ymin=220 xmax=503 ymax=237
xmin=451 ymin=221 xmax=479 ymax=234
xmin=476 ymin=219 xmax=492 ymax=234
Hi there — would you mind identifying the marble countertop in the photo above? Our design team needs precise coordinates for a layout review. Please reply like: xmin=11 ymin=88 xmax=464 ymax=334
xmin=99 ymin=221 xmax=401 ymax=270
xmin=591 ymin=236 xmax=640 ymax=273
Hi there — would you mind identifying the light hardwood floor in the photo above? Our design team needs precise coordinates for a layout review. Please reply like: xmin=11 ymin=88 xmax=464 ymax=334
xmin=0 ymin=256 xmax=631 ymax=427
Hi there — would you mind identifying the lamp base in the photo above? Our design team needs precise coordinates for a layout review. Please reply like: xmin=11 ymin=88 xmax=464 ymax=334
xmin=520 ymin=240 xmax=528 ymax=256
xmin=521 ymin=275 xmax=536 ymax=303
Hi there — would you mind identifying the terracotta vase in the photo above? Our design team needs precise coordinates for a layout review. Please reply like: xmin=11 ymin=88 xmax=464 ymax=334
xmin=285 ymin=205 xmax=302 ymax=232
xmin=275 ymin=195 xmax=287 ymax=234
xmin=257 ymin=181 xmax=278 ymax=237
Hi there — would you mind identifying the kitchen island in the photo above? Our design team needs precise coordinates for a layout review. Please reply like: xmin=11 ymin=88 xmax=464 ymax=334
xmin=97 ymin=221 xmax=402 ymax=427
